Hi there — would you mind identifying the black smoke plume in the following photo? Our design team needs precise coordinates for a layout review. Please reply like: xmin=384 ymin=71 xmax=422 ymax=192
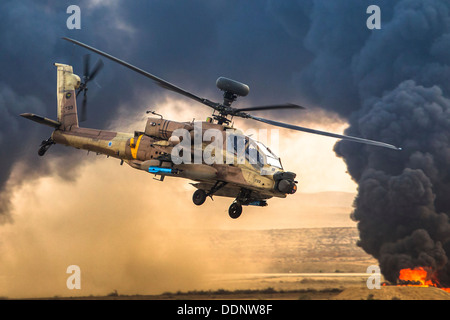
xmin=321 ymin=0 xmax=450 ymax=285
xmin=336 ymin=81 xmax=450 ymax=284
xmin=270 ymin=0 xmax=450 ymax=285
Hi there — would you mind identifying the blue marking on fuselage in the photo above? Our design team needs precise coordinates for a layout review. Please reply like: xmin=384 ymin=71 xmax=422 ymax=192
xmin=148 ymin=166 xmax=173 ymax=174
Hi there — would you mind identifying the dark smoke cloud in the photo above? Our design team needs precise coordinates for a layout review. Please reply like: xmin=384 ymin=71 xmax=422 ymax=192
xmin=305 ymin=0 xmax=450 ymax=285
xmin=0 ymin=83 xmax=47 ymax=223
xmin=263 ymin=0 xmax=450 ymax=285
xmin=0 ymin=0 xmax=133 ymax=222
xmin=292 ymin=0 xmax=450 ymax=113
xmin=336 ymin=81 xmax=450 ymax=284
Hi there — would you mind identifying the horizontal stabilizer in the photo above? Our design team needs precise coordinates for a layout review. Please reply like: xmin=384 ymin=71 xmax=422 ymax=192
xmin=20 ymin=113 xmax=61 ymax=128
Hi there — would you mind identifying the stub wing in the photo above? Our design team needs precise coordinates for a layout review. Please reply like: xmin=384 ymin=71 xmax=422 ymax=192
xmin=20 ymin=113 xmax=61 ymax=128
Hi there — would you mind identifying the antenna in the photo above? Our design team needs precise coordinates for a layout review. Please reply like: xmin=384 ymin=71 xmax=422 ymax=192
xmin=146 ymin=110 xmax=163 ymax=119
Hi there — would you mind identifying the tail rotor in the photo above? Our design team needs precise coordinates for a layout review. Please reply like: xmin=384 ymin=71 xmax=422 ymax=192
xmin=76 ymin=54 xmax=103 ymax=122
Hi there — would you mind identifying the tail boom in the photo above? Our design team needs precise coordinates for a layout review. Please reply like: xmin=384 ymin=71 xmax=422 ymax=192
xmin=51 ymin=128 xmax=133 ymax=159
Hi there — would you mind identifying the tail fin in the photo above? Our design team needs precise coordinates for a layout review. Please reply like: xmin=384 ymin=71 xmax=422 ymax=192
xmin=55 ymin=63 xmax=80 ymax=130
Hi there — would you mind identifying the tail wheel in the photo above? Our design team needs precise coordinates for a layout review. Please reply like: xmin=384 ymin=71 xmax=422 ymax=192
xmin=38 ymin=138 xmax=54 ymax=157
xmin=228 ymin=202 xmax=243 ymax=219
xmin=193 ymin=189 xmax=207 ymax=206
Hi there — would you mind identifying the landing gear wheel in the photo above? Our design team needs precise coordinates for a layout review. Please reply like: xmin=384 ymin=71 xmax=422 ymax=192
xmin=38 ymin=138 xmax=54 ymax=157
xmin=38 ymin=146 xmax=47 ymax=156
xmin=193 ymin=189 xmax=207 ymax=206
xmin=228 ymin=202 xmax=243 ymax=219
xmin=38 ymin=143 xmax=52 ymax=156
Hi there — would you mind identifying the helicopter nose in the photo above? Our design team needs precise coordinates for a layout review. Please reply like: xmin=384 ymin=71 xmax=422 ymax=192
xmin=278 ymin=179 xmax=297 ymax=194
xmin=273 ymin=171 xmax=297 ymax=194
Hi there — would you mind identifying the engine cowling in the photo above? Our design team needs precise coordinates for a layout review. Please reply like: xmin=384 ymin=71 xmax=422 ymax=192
xmin=144 ymin=118 xmax=193 ymax=139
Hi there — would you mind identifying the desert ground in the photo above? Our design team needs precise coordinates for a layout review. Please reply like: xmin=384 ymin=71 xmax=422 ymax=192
xmin=37 ymin=226 xmax=450 ymax=300
xmin=7 ymin=191 xmax=446 ymax=300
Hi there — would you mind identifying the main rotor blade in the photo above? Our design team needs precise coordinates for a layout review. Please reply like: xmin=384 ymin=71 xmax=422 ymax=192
xmin=248 ymin=115 xmax=401 ymax=150
xmin=237 ymin=103 xmax=305 ymax=112
xmin=62 ymin=37 xmax=219 ymax=110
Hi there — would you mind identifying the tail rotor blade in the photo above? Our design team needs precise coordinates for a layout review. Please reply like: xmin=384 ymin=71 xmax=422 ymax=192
xmin=89 ymin=59 xmax=104 ymax=82
xmin=80 ymin=91 xmax=87 ymax=122
xmin=78 ymin=55 xmax=103 ymax=123
xmin=83 ymin=54 xmax=90 ymax=80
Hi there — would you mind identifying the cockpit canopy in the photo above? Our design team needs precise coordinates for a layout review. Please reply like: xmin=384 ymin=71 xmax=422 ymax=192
xmin=226 ymin=133 xmax=283 ymax=169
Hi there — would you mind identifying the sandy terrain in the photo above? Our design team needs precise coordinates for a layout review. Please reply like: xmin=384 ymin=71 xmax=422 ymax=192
xmin=44 ymin=274 xmax=450 ymax=300
xmin=30 ymin=226 xmax=450 ymax=300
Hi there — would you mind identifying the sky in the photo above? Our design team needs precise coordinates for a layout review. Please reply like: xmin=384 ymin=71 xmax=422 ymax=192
xmin=2 ymin=0 xmax=449 ymax=297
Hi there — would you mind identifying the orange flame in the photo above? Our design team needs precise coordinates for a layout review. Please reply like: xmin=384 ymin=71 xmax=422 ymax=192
xmin=399 ymin=267 xmax=434 ymax=287
xmin=398 ymin=267 xmax=450 ymax=292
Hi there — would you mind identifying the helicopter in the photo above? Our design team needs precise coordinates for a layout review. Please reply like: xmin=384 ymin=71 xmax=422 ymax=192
xmin=20 ymin=37 xmax=400 ymax=219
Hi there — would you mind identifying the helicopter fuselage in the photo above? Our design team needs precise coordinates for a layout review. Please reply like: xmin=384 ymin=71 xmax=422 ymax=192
xmin=50 ymin=117 xmax=294 ymax=202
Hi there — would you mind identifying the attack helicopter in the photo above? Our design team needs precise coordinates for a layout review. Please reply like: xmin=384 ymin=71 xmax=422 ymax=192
xmin=20 ymin=38 xmax=400 ymax=219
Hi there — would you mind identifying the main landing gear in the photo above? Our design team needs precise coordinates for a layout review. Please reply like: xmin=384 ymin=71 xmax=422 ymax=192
xmin=38 ymin=137 xmax=55 ymax=156
xmin=192 ymin=189 xmax=207 ymax=205
xmin=192 ymin=181 xmax=227 ymax=206
xmin=193 ymin=189 xmax=243 ymax=219
xmin=192 ymin=184 xmax=267 ymax=219
xmin=228 ymin=202 xmax=243 ymax=219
